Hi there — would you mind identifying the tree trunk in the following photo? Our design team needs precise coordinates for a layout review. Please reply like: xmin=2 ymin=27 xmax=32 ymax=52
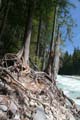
xmin=17 ymin=47 xmax=24 ymax=59
xmin=0 ymin=0 xmax=10 ymax=41
xmin=53 ymin=26 xmax=61 ymax=80
xmin=23 ymin=1 xmax=34 ymax=65
xmin=42 ymin=48 xmax=46 ymax=71
xmin=0 ymin=0 xmax=1 ymax=8
xmin=35 ymin=15 xmax=42 ymax=56
xmin=45 ymin=6 xmax=58 ymax=77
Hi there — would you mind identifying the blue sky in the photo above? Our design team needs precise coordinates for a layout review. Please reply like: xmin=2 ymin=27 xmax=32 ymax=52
xmin=63 ymin=0 xmax=80 ymax=54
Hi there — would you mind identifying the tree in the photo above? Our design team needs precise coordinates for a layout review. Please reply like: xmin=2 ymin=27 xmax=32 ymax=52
xmin=0 ymin=0 xmax=1 ymax=8
xmin=53 ymin=26 xmax=61 ymax=80
xmin=35 ymin=15 xmax=42 ymax=56
xmin=0 ymin=0 xmax=10 ymax=41
xmin=45 ymin=5 xmax=58 ymax=77
xmin=17 ymin=0 xmax=55 ymax=65
xmin=44 ymin=0 xmax=75 ymax=80
xmin=23 ymin=0 xmax=34 ymax=65
xmin=17 ymin=0 xmax=35 ymax=65
xmin=0 ymin=0 xmax=76 ymax=77
xmin=73 ymin=48 xmax=80 ymax=74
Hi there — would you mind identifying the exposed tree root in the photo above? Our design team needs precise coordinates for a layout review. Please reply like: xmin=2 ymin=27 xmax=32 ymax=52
xmin=0 ymin=53 xmax=80 ymax=120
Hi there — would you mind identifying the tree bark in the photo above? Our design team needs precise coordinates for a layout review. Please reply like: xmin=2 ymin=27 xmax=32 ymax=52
xmin=53 ymin=26 xmax=61 ymax=80
xmin=0 ymin=0 xmax=10 ymax=41
xmin=35 ymin=15 xmax=42 ymax=56
xmin=45 ymin=6 xmax=58 ymax=77
xmin=23 ymin=1 xmax=34 ymax=65
xmin=0 ymin=0 xmax=1 ymax=8
xmin=42 ymin=48 xmax=46 ymax=71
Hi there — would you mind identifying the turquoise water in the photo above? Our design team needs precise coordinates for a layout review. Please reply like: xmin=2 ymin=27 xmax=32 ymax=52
xmin=56 ymin=75 xmax=80 ymax=105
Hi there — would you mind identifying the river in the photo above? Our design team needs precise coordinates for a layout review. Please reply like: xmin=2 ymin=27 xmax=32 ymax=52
xmin=56 ymin=75 xmax=80 ymax=106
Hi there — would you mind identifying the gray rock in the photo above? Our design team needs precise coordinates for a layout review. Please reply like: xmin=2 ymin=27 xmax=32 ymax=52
xmin=9 ymin=101 xmax=18 ymax=114
xmin=13 ymin=113 xmax=20 ymax=120
xmin=33 ymin=106 xmax=47 ymax=120
xmin=0 ymin=110 xmax=7 ymax=120
xmin=0 ymin=105 xmax=8 ymax=112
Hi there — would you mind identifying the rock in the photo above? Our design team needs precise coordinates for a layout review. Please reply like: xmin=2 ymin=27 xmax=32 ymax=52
xmin=33 ymin=106 xmax=47 ymax=120
xmin=0 ymin=105 xmax=8 ymax=112
xmin=0 ymin=110 xmax=7 ymax=120
xmin=76 ymin=97 xmax=80 ymax=99
xmin=13 ymin=113 xmax=20 ymax=120
xmin=9 ymin=101 xmax=18 ymax=114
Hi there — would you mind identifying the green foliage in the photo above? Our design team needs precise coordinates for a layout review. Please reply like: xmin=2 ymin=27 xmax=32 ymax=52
xmin=59 ymin=48 xmax=80 ymax=75
xmin=0 ymin=0 xmax=76 ymax=71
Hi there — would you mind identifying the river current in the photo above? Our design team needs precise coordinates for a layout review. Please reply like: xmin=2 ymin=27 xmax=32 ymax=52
xmin=56 ymin=75 xmax=80 ymax=106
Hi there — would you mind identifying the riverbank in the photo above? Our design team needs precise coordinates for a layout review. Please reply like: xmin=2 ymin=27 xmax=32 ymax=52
xmin=0 ymin=55 xmax=80 ymax=120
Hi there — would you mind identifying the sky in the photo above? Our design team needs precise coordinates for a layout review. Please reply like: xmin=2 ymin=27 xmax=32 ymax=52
xmin=63 ymin=0 xmax=80 ymax=54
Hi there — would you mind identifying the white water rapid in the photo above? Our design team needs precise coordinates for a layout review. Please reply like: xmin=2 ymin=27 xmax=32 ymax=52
xmin=56 ymin=75 xmax=80 ymax=106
